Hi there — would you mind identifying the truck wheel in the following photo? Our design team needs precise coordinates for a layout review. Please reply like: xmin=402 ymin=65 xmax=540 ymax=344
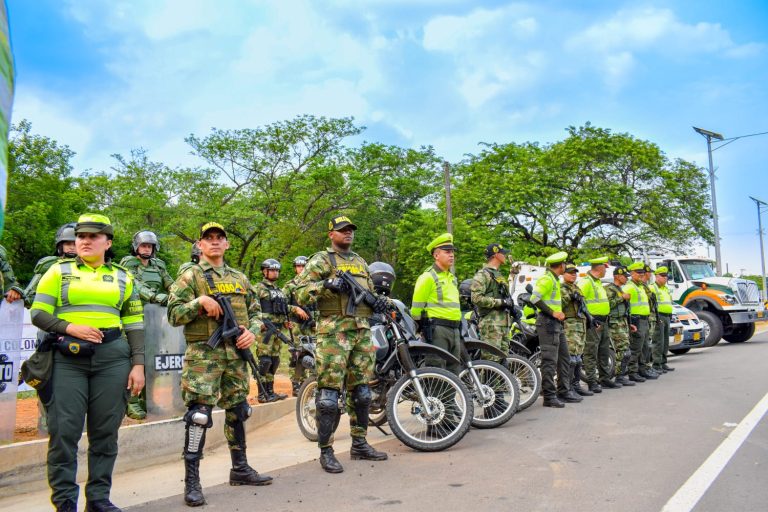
xmin=669 ymin=348 xmax=690 ymax=355
xmin=697 ymin=310 xmax=723 ymax=347
xmin=723 ymin=323 xmax=755 ymax=343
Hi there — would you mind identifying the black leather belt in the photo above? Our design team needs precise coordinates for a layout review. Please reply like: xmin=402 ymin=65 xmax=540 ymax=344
xmin=432 ymin=319 xmax=461 ymax=328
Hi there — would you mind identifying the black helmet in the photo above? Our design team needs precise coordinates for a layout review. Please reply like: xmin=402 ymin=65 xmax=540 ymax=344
xmin=54 ymin=223 xmax=77 ymax=256
xmin=132 ymin=231 xmax=160 ymax=258
xmin=261 ymin=258 xmax=281 ymax=271
xmin=190 ymin=241 xmax=201 ymax=264
xmin=293 ymin=255 xmax=308 ymax=266
xmin=459 ymin=279 xmax=473 ymax=300
xmin=369 ymin=261 xmax=395 ymax=296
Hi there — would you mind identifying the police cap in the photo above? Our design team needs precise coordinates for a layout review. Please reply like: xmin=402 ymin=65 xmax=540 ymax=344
xmin=627 ymin=262 xmax=646 ymax=272
xmin=75 ymin=214 xmax=113 ymax=236
xmin=545 ymin=251 xmax=568 ymax=265
xmin=427 ymin=233 xmax=454 ymax=253
xmin=655 ymin=265 xmax=669 ymax=276
xmin=588 ymin=256 xmax=609 ymax=266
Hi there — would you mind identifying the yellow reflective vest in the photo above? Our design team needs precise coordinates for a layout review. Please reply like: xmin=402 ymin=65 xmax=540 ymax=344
xmin=651 ymin=283 xmax=674 ymax=314
xmin=532 ymin=270 xmax=562 ymax=313
xmin=411 ymin=265 xmax=462 ymax=321
xmin=622 ymin=280 xmax=650 ymax=316
xmin=578 ymin=273 xmax=610 ymax=316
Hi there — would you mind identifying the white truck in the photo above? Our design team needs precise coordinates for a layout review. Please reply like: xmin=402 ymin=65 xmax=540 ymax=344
xmin=647 ymin=255 xmax=766 ymax=346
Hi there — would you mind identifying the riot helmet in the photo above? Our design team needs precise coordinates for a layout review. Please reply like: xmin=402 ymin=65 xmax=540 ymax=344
xmin=459 ymin=279 xmax=473 ymax=308
xmin=54 ymin=223 xmax=77 ymax=257
xmin=369 ymin=261 xmax=395 ymax=296
xmin=132 ymin=231 xmax=160 ymax=259
xmin=261 ymin=259 xmax=282 ymax=271
xmin=293 ymin=255 xmax=308 ymax=267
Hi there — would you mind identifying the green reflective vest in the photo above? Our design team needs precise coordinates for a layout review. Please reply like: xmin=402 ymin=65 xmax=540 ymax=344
xmin=532 ymin=270 xmax=562 ymax=313
xmin=622 ymin=280 xmax=650 ymax=316
xmin=578 ymin=273 xmax=610 ymax=316
xmin=411 ymin=265 xmax=461 ymax=321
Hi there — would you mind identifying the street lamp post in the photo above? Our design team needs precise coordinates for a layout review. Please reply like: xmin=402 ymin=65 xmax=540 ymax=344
xmin=749 ymin=196 xmax=768 ymax=302
xmin=693 ymin=127 xmax=725 ymax=274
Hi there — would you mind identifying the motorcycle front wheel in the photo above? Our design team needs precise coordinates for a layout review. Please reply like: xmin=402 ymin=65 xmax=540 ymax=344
xmin=460 ymin=360 xmax=519 ymax=429
xmin=295 ymin=377 xmax=319 ymax=442
xmin=386 ymin=367 xmax=473 ymax=452
xmin=504 ymin=354 xmax=542 ymax=411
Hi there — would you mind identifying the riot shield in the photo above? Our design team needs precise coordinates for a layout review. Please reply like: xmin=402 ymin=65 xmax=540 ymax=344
xmin=143 ymin=304 xmax=187 ymax=419
xmin=0 ymin=300 xmax=23 ymax=443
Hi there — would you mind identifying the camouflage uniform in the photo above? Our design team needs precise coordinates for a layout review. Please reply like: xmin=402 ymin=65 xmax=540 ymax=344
xmin=120 ymin=255 xmax=174 ymax=305
xmin=470 ymin=265 xmax=511 ymax=360
xmin=605 ymin=283 xmax=631 ymax=378
xmin=0 ymin=244 xmax=22 ymax=297
xmin=253 ymin=278 xmax=295 ymax=384
xmin=23 ymin=256 xmax=60 ymax=308
xmin=295 ymin=248 xmax=376 ymax=446
xmin=168 ymin=260 xmax=263 ymax=447
xmin=561 ymin=281 xmax=586 ymax=356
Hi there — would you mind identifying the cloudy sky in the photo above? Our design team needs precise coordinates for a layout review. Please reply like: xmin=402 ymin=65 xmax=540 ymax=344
xmin=8 ymin=0 xmax=768 ymax=274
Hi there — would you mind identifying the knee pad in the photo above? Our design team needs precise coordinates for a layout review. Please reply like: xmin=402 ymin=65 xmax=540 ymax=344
xmin=270 ymin=356 xmax=280 ymax=374
xmin=227 ymin=401 xmax=252 ymax=422
xmin=259 ymin=356 xmax=273 ymax=376
xmin=316 ymin=388 xmax=340 ymax=415
xmin=351 ymin=384 xmax=372 ymax=409
xmin=184 ymin=403 xmax=213 ymax=428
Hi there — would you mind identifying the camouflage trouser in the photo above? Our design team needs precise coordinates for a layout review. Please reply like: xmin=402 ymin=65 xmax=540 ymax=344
xmin=478 ymin=318 xmax=511 ymax=361
xmin=643 ymin=316 xmax=657 ymax=370
xmin=316 ymin=324 xmax=376 ymax=439
xmin=608 ymin=319 xmax=630 ymax=377
xmin=256 ymin=329 xmax=285 ymax=383
xmin=182 ymin=342 xmax=249 ymax=447
xmin=564 ymin=317 xmax=586 ymax=356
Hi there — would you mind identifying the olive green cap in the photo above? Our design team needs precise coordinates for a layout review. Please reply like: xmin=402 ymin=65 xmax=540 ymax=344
xmin=627 ymin=261 xmax=646 ymax=272
xmin=589 ymin=256 xmax=609 ymax=266
xmin=75 ymin=213 xmax=113 ymax=236
xmin=427 ymin=233 xmax=455 ymax=253
xmin=614 ymin=266 xmax=629 ymax=276
xmin=545 ymin=251 xmax=568 ymax=265
xmin=564 ymin=262 xmax=578 ymax=273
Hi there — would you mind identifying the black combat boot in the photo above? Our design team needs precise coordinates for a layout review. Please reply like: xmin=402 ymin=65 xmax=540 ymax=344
xmin=319 ymin=446 xmax=344 ymax=473
xmin=639 ymin=368 xmax=658 ymax=380
xmin=557 ymin=389 xmax=583 ymax=403
xmin=56 ymin=500 xmax=77 ymax=512
xmin=600 ymin=378 xmax=621 ymax=389
xmin=267 ymin=381 xmax=287 ymax=401
xmin=571 ymin=360 xmax=593 ymax=396
xmin=662 ymin=364 xmax=675 ymax=371
xmin=292 ymin=381 xmax=301 ymax=397
xmin=628 ymin=372 xmax=646 ymax=382
xmin=183 ymin=458 xmax=205 ymax=507
xmin=588 ymin=381 xmax=603 ymax=393
xmin=616 ymin=374 xmax=635 ymax=386
xmin=543 ymin=396 xmax=565 ymax=408
xmin=229 ymin=449 xmax=273 ymax=486
xmin=85 ymin=500 xmax=122 ymax=512
xmin=350 ymin=437 xmax=388 ymax=461
xmin=257 ymin=381 xmax=274 ymax=403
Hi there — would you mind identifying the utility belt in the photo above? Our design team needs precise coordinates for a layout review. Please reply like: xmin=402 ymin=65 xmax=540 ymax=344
xmin=432 ymin=319 xmax=461 ymax=329
xmin=56 ymin=327 xmax=122 ymax=358
xmin=658 ymin=312 xmax=672 ymax=318
xmin=629 ymin=315 xmax=649 ymax=325
xmin=592 ymin=315 xmax=609 ymax=322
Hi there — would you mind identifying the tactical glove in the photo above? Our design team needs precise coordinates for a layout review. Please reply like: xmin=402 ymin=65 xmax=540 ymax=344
xmin=372 ymin=296 xmax=389 ymax=314
xmin=323 ymin=278 xmax=349 ymax=294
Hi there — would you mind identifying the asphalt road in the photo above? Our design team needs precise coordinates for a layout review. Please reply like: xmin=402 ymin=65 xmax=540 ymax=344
xmin=128 ymin=333 xmax=768 ymax=512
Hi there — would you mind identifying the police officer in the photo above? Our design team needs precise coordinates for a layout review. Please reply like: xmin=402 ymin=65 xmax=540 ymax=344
xmin=561 ymin=263 xmax=589 ymax=399
xmin=254 ymin=258 xmax=308 ymax=402
xmin=579 ymin=256 xmax=620 ymax=391
xmin=295 ymin=215 xmax=388 ymax=473
xmin=623 ymin=262 xmax=651 ymax=383
xmin=23 ymin=223 xmax=78 ymax=308
xmin=282 ymin=256 xmax=314 ymax=396
xmin=30 ymin=214 xmax=145 ymax=512
xmin=530 ymin=251 xmax=571 ymax=408
xmin=640 ymin=265 xmax=660 ymax=379
xmin=469 ymin=243 xmax=513 ymax=361
xmin=651 ymin=266 xmax=675 ymax=373
xmin=605 ymin=266 xmax=636 ymax=386
xmin=0 ymin=243 xmax=23 ymax=303
xmin=168 ymin=222 xmax=272 ymax=507
xmin=411 ymin=233 xmax=463 ymax=375
xmin=120 ymin=230 xmax=175 ymax=419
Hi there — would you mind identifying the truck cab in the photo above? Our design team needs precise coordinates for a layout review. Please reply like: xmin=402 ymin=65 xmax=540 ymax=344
xmin=653 ymin=256 xmax=766 ymax=345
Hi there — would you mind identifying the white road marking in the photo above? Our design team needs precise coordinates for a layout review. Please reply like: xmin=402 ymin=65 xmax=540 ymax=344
xmin=662 ymin=391 xmax=768 ymax=512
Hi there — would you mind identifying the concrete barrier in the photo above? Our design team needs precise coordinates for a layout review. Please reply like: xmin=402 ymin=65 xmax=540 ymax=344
xmin=0 ymin=398 xmax=295 ymax=494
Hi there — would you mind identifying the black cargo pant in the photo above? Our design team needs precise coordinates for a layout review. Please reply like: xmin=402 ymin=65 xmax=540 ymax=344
xmin=536 ymin=315 xmax=571 ymax=398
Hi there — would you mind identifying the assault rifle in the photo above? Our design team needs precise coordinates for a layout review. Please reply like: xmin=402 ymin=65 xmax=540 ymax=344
xmin=572 ymin=290 xmax=599 ymax=330
xmin=262 ymin=318 xmax=292 ymax=346
xmin=334 ymin=269 xmax=389 ymax=318
xmin=205 ymin=287 xmax=266 ymax=388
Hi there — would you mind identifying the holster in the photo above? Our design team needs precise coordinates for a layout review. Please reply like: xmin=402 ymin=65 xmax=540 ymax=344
xmin=418 ymin=316 xmax=434 ymax=344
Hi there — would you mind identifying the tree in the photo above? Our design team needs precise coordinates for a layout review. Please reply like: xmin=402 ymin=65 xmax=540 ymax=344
xmin=451 ymin=123 xmax=713 ymax=262
xmin=2 ymin=121 xmax=97 ymax=280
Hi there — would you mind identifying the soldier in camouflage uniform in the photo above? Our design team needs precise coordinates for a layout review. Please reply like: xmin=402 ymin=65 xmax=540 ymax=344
xmin=23 ymin=223 xmax=77 ymax=308
xmin=177 ymin=242 xmax=201 ymax=278
xmin=605 ymin=266 xmax=636 ymax=386
xmin=120 ymin=230 xmax=175 ymax=419
xmin=282 ymin=255 xmax=315 ymax=396
xmin=295 ymin=214 xmax=389 ymax=474
xmin=559 ymin=264 xmax=588 ymax=401
xmin=0 ymin=244 xmax=23 ymax=303
xmin=253 ymin=258 xmax=309 ymax=402
xmin=470 ymin=243 xmax=513 ymax=361
xmin=168 ymin=222 xmax=272 ymax=507
xmin=640 ymin=266 xmax=660 ymax=379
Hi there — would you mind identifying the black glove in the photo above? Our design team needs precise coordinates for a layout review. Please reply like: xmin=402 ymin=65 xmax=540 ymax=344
xmin=502 ymin=296 xmax=515 ymax=309
xmin=372 ymin=296 xmax=389 ymax=314
xmin=323 ymin=278 xmax=349 ymax=294
xmin=510 ymin=304 xmax=522 ymax=321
